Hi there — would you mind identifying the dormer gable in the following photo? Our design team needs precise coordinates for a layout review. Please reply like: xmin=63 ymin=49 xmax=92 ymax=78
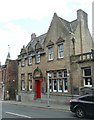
xmin=46 ymin=40 xmax=54 ymax=47
xmin=35 ymin=40 xmax=43 ymax=51
xmin=56 ymin=37 xmax=65 ymax=44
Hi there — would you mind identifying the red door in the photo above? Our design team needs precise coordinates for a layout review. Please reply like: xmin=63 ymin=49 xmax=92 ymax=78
xmin=36 ymin=80 xmax=41 ymax=99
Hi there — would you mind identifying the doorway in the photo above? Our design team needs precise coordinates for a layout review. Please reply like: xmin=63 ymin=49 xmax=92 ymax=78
xmin=35 ymin=80 xmax=41 ymax=99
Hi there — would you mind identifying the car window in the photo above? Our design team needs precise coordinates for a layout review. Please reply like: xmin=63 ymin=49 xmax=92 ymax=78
xmin=79 ymin=96 xmax=93 ymax=102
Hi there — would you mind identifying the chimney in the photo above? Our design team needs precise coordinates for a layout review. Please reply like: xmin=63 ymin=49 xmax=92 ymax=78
xmin=77 ymin=9 xmax=88 ymax=26
xmin=31 ymin=33 xmax=36 ymax=40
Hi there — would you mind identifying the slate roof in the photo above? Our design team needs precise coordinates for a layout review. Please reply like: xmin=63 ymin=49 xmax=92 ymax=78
xmin=59 ymin=17 xmax=78 ymax=33
xmin=19 ymin=13 xmax=78 ymax=57
xmin=27 ymin=33 xmax=47 ymax=51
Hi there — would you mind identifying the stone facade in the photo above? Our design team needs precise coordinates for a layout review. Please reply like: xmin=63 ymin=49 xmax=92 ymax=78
xmin=0 ymin=59 xmax=18 ymax=100
xmin=17 ymin=9 xmax=94 ymax=101
xmin=70 ymin=52 xmax=94 ymax=95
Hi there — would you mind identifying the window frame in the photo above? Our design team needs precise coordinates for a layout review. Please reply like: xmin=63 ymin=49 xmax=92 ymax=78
xmin=21 ymin=80 xmax=25 ymax=91
xmin=58 ymin=79 xmax=62 ymax=92
xmin=82 ymin=67 xmax=92 ymax=87
xmin=28 ymin=56 xmax=32 ymax=65
xmin=53 ymin=79 xmax=57 ymax=92
xmin=58 ymin=43 xmax=64 ymax=59
xmin=48 ymin=47 xmax=54 ymax=61
xmin=63 ymin=78 xmax=68 ymax=93
xmin=28 ymin=73 xmax=32 ymax=91
xmin=21 ymin=58 xmax=25 ymax=67
xmin=35 ymin=53 xmax=40 ymax=64
xmin=21 ymin=74 xmax=25 ymax=91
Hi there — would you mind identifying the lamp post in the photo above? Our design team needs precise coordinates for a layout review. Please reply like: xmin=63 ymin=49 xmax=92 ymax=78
xmin=47 ymin=73 xmax=50 ymax=107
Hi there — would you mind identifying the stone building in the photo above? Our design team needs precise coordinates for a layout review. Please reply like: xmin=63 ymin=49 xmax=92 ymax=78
xmin=0 ymin=54 xmax=18 ymax=100
xmin=18 ymin=9 xmax=94 ymax=102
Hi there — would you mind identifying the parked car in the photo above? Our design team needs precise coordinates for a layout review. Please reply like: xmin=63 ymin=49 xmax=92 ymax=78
xmin=70 ymin=94 xmax=94 ymax=118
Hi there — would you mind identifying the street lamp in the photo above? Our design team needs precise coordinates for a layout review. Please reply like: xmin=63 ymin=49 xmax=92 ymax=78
xmin=47 ymin=73 xmax=51 ymax=107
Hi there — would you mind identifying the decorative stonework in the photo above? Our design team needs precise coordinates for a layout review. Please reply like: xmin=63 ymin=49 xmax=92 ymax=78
xmin=33 ymin=67 xmax=43 ymax=80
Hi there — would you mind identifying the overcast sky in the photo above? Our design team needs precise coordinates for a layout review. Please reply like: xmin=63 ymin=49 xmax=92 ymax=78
xmin=0 ymin=0 xmax=93 ymax=65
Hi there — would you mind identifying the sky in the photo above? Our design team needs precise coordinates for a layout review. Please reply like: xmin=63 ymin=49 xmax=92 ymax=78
xmin=0 ymin=0 xmax=93 ymax=65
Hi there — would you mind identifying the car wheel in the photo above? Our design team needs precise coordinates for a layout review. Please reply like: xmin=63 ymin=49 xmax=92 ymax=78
xmin=75 ymin=107 xmax=85 ymax=118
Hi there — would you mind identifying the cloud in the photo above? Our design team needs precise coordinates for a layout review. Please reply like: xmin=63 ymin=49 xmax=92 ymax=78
xmin=0 ymin=0 xmax=93 ymax=64
xmin=0 ymin=0 xmax=68 ymax=22
xmin=0 ymin=23 xmax=30 ymax=64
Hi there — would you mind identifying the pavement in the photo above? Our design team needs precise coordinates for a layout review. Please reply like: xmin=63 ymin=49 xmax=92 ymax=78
xmin=2 ymin=99 xmax=70 ymax=111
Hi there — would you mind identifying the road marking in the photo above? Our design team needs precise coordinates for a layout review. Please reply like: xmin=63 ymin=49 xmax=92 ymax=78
xmin=6 ymin=112 xmax=32 ymax=118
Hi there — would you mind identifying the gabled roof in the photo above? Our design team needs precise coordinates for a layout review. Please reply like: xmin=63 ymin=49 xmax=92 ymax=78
xmin=19 ymin=11 xmax=79 ymax=57
xmin=19 ymin=33 xmax=47 ymax=56
xmin=59 ymin=17 xmax=78 ymax=33
xmin=27 ymin=33 xmax=47 ymax=50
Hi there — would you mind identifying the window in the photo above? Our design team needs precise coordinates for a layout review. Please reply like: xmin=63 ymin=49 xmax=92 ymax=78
xmin=47 ymin=73 xmax=52 ymax=92
xmin=63 ymin=70 xmax=68 ymax=92
xmin=83 ymin=67 xmax=92 ymax=87
xmin=29 ymin=81 xmax=32 ymax=91
xmin=28 ymin=73 xmax=32 ymax=80
xmin=35 ymin=54 xmax=40 ymax=63
xmin=47 ymin=69 xmax=68 ymax=93
xmin=58 ymin=44 xmax=64 ymax=58
xmin=58 ymin=71 xmax=62 ymax=78
xmin=53 ymin=79 xmax=57 ymax=92
xmin=58 ymin=79 xmax=62 ymax=92
xmin=63 ymin=78 xmax=68 ymax=92
xmin=49 ymin=79 xmax=52 ymax=92
xmin=21 ymin=80 xmax=25 ymax=91
xmin=21 ymin=74 xmax=25 ymax=80
xmin=28 ymin=73 xmax=32 ymax=91
xmin=48 ymin=47 xmax=53 ymax=60
xmin=21 ymin=58 xmax=25 ymax=67
xmin=21 ymin=74 xmax=25 ymax=91
xmin=53 ymin=72 xmax=57 ymax=78
xmin=79 ymin=96 xmax=93 ymax=102
xmin=64 ymin=70 xmax=67 ymax=77
xmin=28 ymin=56 xmax=32 ymax=65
